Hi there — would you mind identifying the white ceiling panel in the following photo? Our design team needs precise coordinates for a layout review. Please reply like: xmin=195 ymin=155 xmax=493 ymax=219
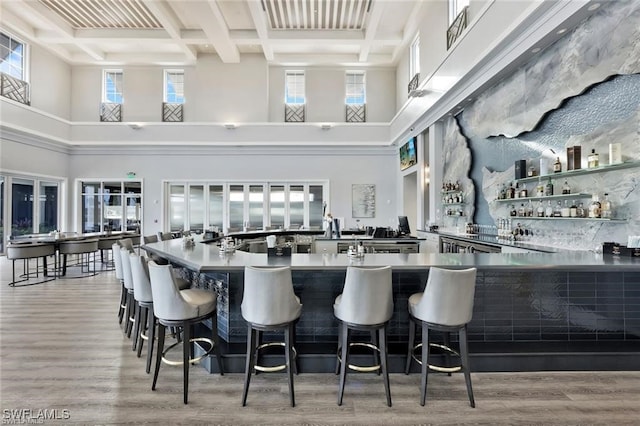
xmin=0 ymin=0 xmax=421 ymax=66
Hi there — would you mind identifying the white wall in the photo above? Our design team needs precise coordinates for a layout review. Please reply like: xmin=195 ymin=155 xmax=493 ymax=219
xmin=66 ymin=147 xmax=398 ymax=236
xmin=189 ymin=54 xmax=268 ymax=122
xmin=28 ymin=44 xmax=71 ymax=120
xmin=0 ymin=139 xmax=69 ymax=179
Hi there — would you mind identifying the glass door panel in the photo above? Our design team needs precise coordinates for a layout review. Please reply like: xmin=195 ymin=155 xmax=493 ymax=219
xmin=229 ymin=185 xmax=244 ymax=231
xmin=248 ymin=185 xmax=264 ymax=229
xmin=169 ymin=185 xmax=185 ymax=232
xmin=39 ymin=181 xmax=58 ymax=233
xmin=189 ymin=185 xmax=204 ymax=232
xmin=270 ymin=185 xmax=285 ymax=229
xmin=82 ymin=182 xmax=101 ymax=233
xmin=208 ymin=185 xmax=223 ymax=231
xmin=289 ymin=185 xmax=304 ymax=229
xmin=11 ymin=178 xmax=34 ymax=236
xmin=309 ymin=185 xmax=324 ymax=229
xmin=103 ymin=182 xmax=123 ymax=232
xmin=124 ymin=181 xmax=141 ymax=232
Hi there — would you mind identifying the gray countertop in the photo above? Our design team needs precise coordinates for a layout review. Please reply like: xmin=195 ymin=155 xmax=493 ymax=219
xmin=142 ymin=237 xmax=640 ymax=272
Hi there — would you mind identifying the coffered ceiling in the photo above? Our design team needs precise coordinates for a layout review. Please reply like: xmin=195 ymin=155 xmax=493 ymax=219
xmin=1 ymin=0 xmax=423 ymax=66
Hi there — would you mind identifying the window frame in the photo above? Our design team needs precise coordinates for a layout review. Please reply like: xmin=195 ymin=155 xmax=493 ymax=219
xmin=163 ymin=69 xmax=185 ymax=104
xmin=285 ymin=71 xmax=305 ymax=105
xmin=449 ymin=0 xmax=470 ymax=25
xmin=409 ymin=35 xmax=420 ymax=79
xmin=345 ymin=71 xmax=366 ymax=105
xmin=0 ymin=31 xmax=29 ymax=82
xmin=102 ymin=69 xmax=124 ymax=104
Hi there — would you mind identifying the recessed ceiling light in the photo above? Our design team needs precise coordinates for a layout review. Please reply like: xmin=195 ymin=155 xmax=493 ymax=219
xmin=557 ymin=28 xmax=567 ymax=34
xmin=531 ymin=47 xmax=541 ymax=53
xmin=588 ymin=3 xmax=601 ymax=11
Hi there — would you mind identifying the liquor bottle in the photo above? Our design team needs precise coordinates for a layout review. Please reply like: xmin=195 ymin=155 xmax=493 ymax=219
xmin=570 ymin=200 xmax=578 ymax=218
xmin=576 ymin=202 xmax=586 ymax=218
xmin=519 ymin=183 xmax=528 ymax=198
xmin=510 ymin=204 xmax=517 ymax=217
xmin=528 ymin=166 xmax=536 ymax=177
xmin=562 ymin=180 xmax=571 ymax=195
xmin=526 ymin=200 xmax=534 ymax=217
xmin=518 ymin=203 xmax=525 ymax=217
xmin=544 ymin=178 xmax=554 ymax=196
xmin=537 ymin=200 xmax=545 ymax=217
xmin=588 ymin=195 xmax=601 ymax=218
xmin=553 ymin=157 xmax=562 ymax=173
xmin=587 ymin=149 xmax=599 ymax=168
xmin=553 ymin=201 xmax=562 ymax=217
xmin=507 ymin=182 xmax=515 ymax=199
xmin=601 ymin=193 xmax=613 ymax=219
xmin=545 ymin=200 xmax=553 ymax=218
xmin=536 ymin=177 xmax=545 ymax=197
xmin=514 ymin=182 xmax=520 ymax=198
xmin=561 ymin=200 xmax=571 ymax=217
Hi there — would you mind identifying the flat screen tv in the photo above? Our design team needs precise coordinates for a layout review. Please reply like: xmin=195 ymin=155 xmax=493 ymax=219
xmin=399 ymin=137 xmax=417 ymax=171
xmin=398 ymin=215 xmax=411 ymax=236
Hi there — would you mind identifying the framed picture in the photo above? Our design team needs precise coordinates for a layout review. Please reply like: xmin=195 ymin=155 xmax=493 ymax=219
xmin=352 ymin=184 xmax=376 ymax=218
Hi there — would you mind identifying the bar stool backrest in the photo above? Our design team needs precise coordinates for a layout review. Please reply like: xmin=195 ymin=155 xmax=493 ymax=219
xmin=112 ymin=243 xmax=123 ymax=281
xmin=147 ymin=261 xmax=200 ymax=321
xmin=242 ymin=266 xmax=302 ymax=326
xmin=158 ymin=232 xmax=173 ymax=241
xmin=143 ymin=235 xmax=158 ymax=244
xmin=130 ymin=253 xmax=153 ymax=303
xmin=118 ymin=238 xmax=134 ymax=252
xmin=120 ymin=247 xmax=135 ymax=291
xmin=415 ymin=267 xmax=477 ymax=326
xmin=335 ymin=266 xmax=393 ymax=325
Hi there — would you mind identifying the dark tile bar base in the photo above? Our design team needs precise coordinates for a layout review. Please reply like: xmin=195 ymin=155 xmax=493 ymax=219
xmin=183 ymin=268 xmax=640 ymax=373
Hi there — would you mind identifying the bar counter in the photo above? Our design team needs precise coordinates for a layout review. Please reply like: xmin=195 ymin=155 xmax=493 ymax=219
xmin=143 ymin=237 xmax=639 ymax=272
xmin=142 ymin=238 xmax=640 ymax=373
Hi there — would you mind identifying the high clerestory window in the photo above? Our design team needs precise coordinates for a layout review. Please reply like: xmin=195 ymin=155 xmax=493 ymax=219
xmin=285 ymin=71 xmax=305 ymax=122
xmin=449 ymin=0 xmax=470 ymax=25
xmin=285 ymin=71 xmax=305 ymax=105
xmin=345 ymin=72 xmax=365 ymax=105
xmin=164 ymin=69 xmax=184 ymax=103
xmin=0 ymin=31 xmax=27 ymax=81
xmin=409 ymin=35 xmax=420 ymax=80
xmin=102 ymin=70 xmax=123 ymax=104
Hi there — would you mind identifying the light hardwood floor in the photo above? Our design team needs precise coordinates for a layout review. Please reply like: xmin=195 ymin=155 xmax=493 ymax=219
xmin=1 ymin=256 xmax=639 ymax=425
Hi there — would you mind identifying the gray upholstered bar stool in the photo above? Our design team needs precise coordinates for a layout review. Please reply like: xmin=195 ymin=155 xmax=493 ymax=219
xmin=148 ymin=261 xmax=224 ymax=405
xmin=120 ymin=245 xmax=137 ymax=338
xmin=129 ymin=253 xmax=157 ymax=372
xmin=241 ymin=266 xmax=302 ymax=407
xmin=142 ymin=234 xmax=170 ymax=265
xmin=58 ymin=238 xmax=99 ymax=277
xmin=334 ymin=266 xmax=393 ymax=407
xmin=113 ymin=243 xmax=127 ymax=324
xmin=404 ymin=267 xmax=477 ymax=407
xmin=6 ymin=242 xmax=56 ymax=286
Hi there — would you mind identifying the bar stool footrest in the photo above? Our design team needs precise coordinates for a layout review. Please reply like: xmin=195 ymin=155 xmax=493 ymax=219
xmin=337 ymin=342 xmax=381 ymax=373
xmin=411 ymin=342 xmax=462 ymax=373
xmin=254 ymin=342 xmax=298 ymax=373
xmin=161 ymin=337 xmax=215 ymax=366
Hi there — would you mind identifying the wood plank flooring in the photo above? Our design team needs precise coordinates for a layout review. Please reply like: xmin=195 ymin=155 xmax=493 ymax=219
xmin=1 ymin=256 xmax=639 ymax=425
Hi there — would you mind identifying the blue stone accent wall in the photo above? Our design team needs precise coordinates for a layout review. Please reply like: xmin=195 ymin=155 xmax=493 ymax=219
xmin=439 ymin=1 xmax=640 ymax=248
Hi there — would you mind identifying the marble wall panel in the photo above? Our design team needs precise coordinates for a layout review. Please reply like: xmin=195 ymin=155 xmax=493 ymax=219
xmin=465 ymin=0 xmax=640 ymax=139
xmin=439 ymin=0 xmax=640 ymax=249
